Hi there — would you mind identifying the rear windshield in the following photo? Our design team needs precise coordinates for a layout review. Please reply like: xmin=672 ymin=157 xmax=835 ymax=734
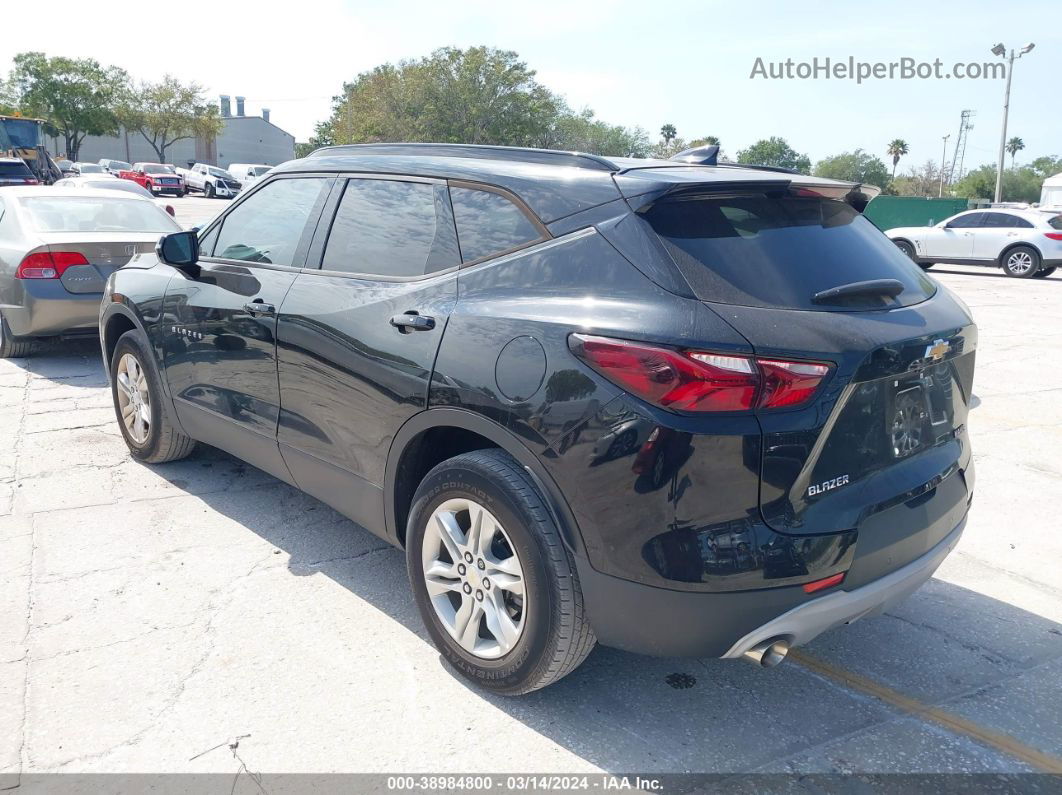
xmin=143 ymin=163 xmax=173 ymax=173
xmin=106 ymin=161 xmax=131 ymax=171
xmin=0 ymin=161 xmax=32 ymax=176
xmin=645 ymin=194 xmax=936 ymax=311
xmin=75 ymin=164 xmax=104 ymax=173
xmin=209 ymin=167 xmax=232 ymax=178
xmin=20 ymin=196 xmax=176 ymax=233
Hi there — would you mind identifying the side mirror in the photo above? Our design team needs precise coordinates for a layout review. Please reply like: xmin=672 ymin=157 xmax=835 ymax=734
xmin=156 ymin=230 xmax=199 ymax=270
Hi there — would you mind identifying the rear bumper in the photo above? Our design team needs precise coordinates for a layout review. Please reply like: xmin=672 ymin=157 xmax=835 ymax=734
xmin=2 ymin=281 xmax=102 ymax=337
xmin=576 ymin=516 xmax=964 ymax=659
xmin=722 ymin=518 xmax=964 ymax=658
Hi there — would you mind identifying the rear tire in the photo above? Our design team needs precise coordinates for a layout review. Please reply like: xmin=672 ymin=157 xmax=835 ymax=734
xmin=1001 ymin=245 xmax=1041 ymax=278
xmin=406 ymin=449 xmax=595 ymax=695
xmin=109 ymin=330 xmax=196 ymax=464
xmin=0 ymin=312 xmax=34 ymax=359
xmin=1033 ymin=266 xmax=1056 ymax=279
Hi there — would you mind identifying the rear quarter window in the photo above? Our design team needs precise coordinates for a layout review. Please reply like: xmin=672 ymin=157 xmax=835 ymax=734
xmin=449 ymin=187 xmax=543 ymax=263
xmin=645 ymin=193 xmax=937 ymax=312
xmin=1048 ymin=215 xmax=1062 ymax=231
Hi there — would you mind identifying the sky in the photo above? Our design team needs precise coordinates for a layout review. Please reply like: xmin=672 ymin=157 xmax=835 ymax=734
xmin=3 ymin=0 xmax=1058 ymax=174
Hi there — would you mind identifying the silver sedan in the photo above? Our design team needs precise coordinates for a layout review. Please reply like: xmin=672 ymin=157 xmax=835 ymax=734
xmin=0 ymin=186 xmax=181 ymax=357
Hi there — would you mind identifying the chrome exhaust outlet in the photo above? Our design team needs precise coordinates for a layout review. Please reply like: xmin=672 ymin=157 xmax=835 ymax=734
xmin=741 ymin=638 xmax=790 ymax=668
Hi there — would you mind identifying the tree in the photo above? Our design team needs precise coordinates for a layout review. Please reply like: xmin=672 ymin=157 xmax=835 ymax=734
xmin=1006 ymin=136 xmax=1025 ymax=166
xmin=660 ymin=123 xmax=677 ymax=146
xmin=9 ymin=52 xmax=127 ymax=160
xmin=813 ymin=149 xmax=891 ymax=189
xmin=315 ymin=46 xmax=647 ymax=158
xmin=886 ymin=139 xmax=909 ymax=179
xmin=548 ymin=108 xmax=650 ymax=157
xmin=735 ymin=137 xmax=811 ymax=173
xmin=891 ymin=160 xmax=942 ymax=197
xmin=120 ymin=76 xmax=223 ymax=163
xmin=953 ymin=162 xmax=1042 ymax=203
xmin=652 ymin=136 xmax=689 ymax=159
xmin=1029 ymin=155 xmax=1062 ymax=179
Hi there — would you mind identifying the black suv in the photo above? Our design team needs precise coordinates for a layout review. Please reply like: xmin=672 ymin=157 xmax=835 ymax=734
xmin=100 ymin=144 xmax=975 ymax=694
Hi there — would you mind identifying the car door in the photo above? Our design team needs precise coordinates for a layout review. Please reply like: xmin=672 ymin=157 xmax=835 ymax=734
xmin=162 ymin=175 xmax=334 ymax=483
xmin=972 ymin=212 xmax=1032 ymax=260
xmin=922 ymin=212 xmax=983 ymax=260
xmin=275 ymin=175 xmax=461 ymax=537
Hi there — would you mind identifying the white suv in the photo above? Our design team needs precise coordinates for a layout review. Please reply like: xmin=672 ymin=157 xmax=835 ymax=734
xmin=887 ymin=208 xmax=1062 ymax=278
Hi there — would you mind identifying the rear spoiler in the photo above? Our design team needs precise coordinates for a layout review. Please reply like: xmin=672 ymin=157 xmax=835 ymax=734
xmin=623 ymin=155 xmax=881 ymax=213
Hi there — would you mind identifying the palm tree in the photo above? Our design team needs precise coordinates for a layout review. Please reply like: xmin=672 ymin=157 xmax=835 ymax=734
xmin=1006 ymin=136 xmax=1025 ymax=167
xmin=887 ymin=139 xmax=909 ymax=179
xmin=660 ymin=124 xmax=677 ymax=146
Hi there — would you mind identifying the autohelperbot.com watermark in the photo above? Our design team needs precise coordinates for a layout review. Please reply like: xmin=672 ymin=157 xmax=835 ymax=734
xmin=750 ymin=56 xmax=1005 ymax=83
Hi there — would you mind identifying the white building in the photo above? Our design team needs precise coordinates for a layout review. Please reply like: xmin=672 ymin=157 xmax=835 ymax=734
xmin=1040 ymin=173 xmax=1062 ymax=209
xmin=67 ymin=95 xmax=295 ymax=169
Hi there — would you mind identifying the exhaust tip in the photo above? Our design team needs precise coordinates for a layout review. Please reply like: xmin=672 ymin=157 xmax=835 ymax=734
xmin=742 ymin=638 xmax=790 ymax=668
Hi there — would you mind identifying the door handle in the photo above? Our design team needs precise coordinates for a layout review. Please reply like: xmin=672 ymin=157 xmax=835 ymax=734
xmin=389 ymin=312 xmax=436 ymax=332
xmin=243 ymin=301 xmax=276 ymax=316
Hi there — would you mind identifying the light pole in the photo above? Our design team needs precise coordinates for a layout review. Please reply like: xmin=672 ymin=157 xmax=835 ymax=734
xmin=992 ymin=42 xmax=1035 ymax=203
xmin=939 ymin=134 xmax=950 ymax=197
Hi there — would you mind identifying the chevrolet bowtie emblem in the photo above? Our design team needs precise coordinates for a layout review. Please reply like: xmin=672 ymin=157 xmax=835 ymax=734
xmin=925 ymin=339 xmax=950 ymax=361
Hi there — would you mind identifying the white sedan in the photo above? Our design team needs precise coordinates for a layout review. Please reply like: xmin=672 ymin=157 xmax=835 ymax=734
xmin=887 ymin=208 xmax=1062 ymax=278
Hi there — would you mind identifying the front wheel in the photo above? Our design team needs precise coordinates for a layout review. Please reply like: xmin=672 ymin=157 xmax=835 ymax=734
xmin=1002 ymin=245 xmax=1041 ymax=278
xmin=1033 ymin=266 xmax=1056 ymax=279
xmin=205 ymin=182 xmax=215 ymax=198
xmin=110 ymin=330 xmax=196 ymax=463
xmin=406 ymin=449 xmax=595 ymax=695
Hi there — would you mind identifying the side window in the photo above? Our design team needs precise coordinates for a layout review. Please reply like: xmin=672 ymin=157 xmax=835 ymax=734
xmin=321 ymin=178 xmax=460 ymax=278
xmin=449 ymin=186 xmax=543 ymax=263
xmin=213 ymin=177 xmax=330 ymax=267
xmin=198 ymin=223 xmax=219 ymax=256
xmin=947 ymin=213 xmax=984 ymax=229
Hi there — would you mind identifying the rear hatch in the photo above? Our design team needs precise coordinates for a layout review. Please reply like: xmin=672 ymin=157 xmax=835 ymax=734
xmin=41 ymin=233 xmax=165 ymax=294
xmin=641 ymin=190 xmax=975 ymax=576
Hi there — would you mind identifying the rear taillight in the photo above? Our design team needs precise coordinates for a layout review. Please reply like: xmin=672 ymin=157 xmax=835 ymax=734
xmin=15 ymin=251 xmax=90 ymax=279
xmin=1045 ymin=233 xmax=1062 ymax=241
xmin=569 ymin=334 xmax=831 ymax=413
xmin=24 ymin=177 xmax=39 ymax=185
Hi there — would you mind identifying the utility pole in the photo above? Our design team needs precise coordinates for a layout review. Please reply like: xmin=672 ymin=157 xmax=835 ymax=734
xmin=992 ymin=42 xmax=1035 ymax=203
xmin=939 ymin=134 xmax=950 ymax=197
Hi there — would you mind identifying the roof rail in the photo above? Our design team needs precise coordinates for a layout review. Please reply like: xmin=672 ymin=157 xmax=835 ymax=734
xmin=306 ymin=143 xmax=620 ymax=172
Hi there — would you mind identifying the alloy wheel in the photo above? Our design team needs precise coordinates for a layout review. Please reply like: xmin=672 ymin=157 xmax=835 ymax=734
xmin=1007 ymin=250 xmax=1034 ymax=275
xmin=115 ymin=353 xmax=151 ymax=444
xmin=421 ymin=497 xmax=526 ymax=659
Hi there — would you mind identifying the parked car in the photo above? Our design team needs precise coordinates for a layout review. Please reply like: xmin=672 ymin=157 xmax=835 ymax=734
xmin=99 ymin=143 xmax=975 ymax=694
xmin=98 ymin=158 xmax=132 ymax=175
xmin=55 ymin=176 xmax=178 ymax=218
xmin=72 ymin=162 xmax=111 ymax=177
xmin=0 ymin=187 xmax=180 ymax=357
xmin=183 ymin=163 xmax=241 ymax=198
xmin=54 ymin=159 xmax=77 ymax=177
xmin=888 ymin=208 xmax=1062 ymax=278
xmin=226 ymin=163 xmax=272 ymax=189
xmin=0 ymin=158 xmax=39 ymax=186
xmin=118 ymin=163 xmax=186 ymax=197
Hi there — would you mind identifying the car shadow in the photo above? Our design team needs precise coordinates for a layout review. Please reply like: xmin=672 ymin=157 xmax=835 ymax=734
xmin=143 ymin=445 xmax=1062 ymax=773
xmin=14 ymin=342 xmax=1062 ymax=772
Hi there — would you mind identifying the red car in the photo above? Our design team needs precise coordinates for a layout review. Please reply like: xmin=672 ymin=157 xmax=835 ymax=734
xmin=118 ymin=163 xmax=185 ymax=197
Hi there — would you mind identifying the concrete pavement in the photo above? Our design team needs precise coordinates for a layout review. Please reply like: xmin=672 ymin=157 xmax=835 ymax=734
xmin=1 ymin=264 xmax=1060 ymax=776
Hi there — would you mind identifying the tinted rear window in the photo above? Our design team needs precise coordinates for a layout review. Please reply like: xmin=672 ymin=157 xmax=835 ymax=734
xmin=0 ymin=162 xmax=32 ymax=176
xmin=645 ymin=194 xmax=936 ymax=311
xmin=1048 ymin=215 xmax=1062 ymax=231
